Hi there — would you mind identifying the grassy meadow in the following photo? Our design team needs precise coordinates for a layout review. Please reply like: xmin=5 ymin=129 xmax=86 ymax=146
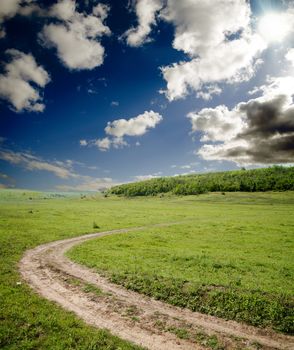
xmin=69 ymin=192 xmax=294 ymax=334
xmin=0 ymin=189 xmax=293 ymax=349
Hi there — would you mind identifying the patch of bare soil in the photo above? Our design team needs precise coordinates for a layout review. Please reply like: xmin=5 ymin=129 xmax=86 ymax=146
xmin=19 ymin=223 xmax=294 ymax=350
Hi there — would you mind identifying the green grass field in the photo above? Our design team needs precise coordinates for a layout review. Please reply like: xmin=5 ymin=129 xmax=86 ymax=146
xmin=0 ymin=190 xmax=293 ymax=349
xmin=69 ymin=192 xmax=294 ymax=334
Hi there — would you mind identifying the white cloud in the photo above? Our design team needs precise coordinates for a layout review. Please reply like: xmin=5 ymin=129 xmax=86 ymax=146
xmin=105 ymin=110 xmax=162 ymax=137
xmin=0 ymin=49 xmax=50 ymax=112
xmin=194 ymin=76 xmax=294 ymax=165
xmin=40 ymin=0 xmax=110 ymax=70
xmin=0 ymin=0 xmax=20 ymax=18
xmin=196 ymin=85 xmax=222 ymax=101
xmin=0 ymin=171 xmax=15 ymax=188
xmin=80 ymin=110 xmax=162 ymax=151
xmin=286 ymin=48 xmax=294 ymax=67
xmin=93 ymin=137 xmax=127 ymax=152
xmin=81 ymin=137 xmax=127 ymax=152
xmin=50 ymin=0 xmax=75 ymax=20
xmin=124 ymin=0 xmax=162 ymax=47
xmin=123 ymin=1 xmax=294 ymax=102
xmin=161 ymin=0 xmax=250 ymax=56
xmin=79 ymin=140 xmax=88 ymax=146
xmin=112 ymin=137 xmax=128 ymax=149
xmin=188 ymin=105 xmax=245 ymax=142
xmin=0 ymin=172 xmax=9 ymax=179
xmin=171 ymin=162 xmax=199 ymax=170
xmin=56 ymin=177 xmax=114 ymax=191
xmin=161 ymin=33 xmax=265 ymax=101
xmin=249 ymin=76 xmax=294 ymax=101
xmin=0 ymin=1 xmax=46 ymax=38
xmin=94 ymin=137 xmax=112 ymax=151
xmin=0 ymin=148 xmax=73 ymax=178
xmin=258 ymin=10 xmax=294 ymax=44
xmin=157 ymin=0 xmax=267 ymax=101
xmin=0 ymin=143 xmax=115 ymax=191
xmin=0 ymin=0 xmax=21 ymax=37
xmin=111 ymin=101 xmax=119 ymax=106
xmin=134 ymin=172 xmax=162 ymax=181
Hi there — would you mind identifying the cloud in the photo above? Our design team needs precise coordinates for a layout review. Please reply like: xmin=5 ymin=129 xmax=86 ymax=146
xmin=122 ymin=1 xmax=294 ymax=101
xmin=80 ymin=137 xmax=127 ymax=152
xmin=188 ymin=105 xmax=245 ymax=142
xmin=55 ymin=176 xmax=114 ymax=192
xmin=111 ymin=101 xmax=119 ymax=106
xmin=79 ymin=140 xmax=88 ymax=146
xmin=158 ymin=0 xmax=266 ymax=101
xmin=249 ymin=76 xmax=294 ymax=100
xmin=0 ymin=172 xmax=15 ymax=188
xmin=196 ymin=85 xmax=222 ymax=101
xmin=0 ymin=0 xmax=46 ymax=38
xmin=258 ymin=9 xmax=294 ymax=44
xmin=0 ymin=173 xmax=9 ymax=179
xmin=133 ymin=172 xmax=162 ymax=181
xmin=171 ymin=162 xmax=199 ymax=171
xmin=0 ymin=0 xmax=21 ymax=38
xmin=0 ymin=143 xmax=115 ymax=191
xmin=0 ymin=49 xmax=50 ymax=112
xmin=161 ymin=33 xmax=265 ymax=101
xmin=0 ymin=148 xmax=73 ymax=178
xmin=49 ymin=0 xmax=75 ymax=20
xmin=105 ymin=110 xmax=163 ymax=137
xmin=81 ymin=110 xmax=163 ymax=151
xmin=94 ymin=137 xmax=112 ymax=151
xmin=286 ymin=48 xmax=294 ymax=67
xmin=40 ymin=0 xmax=110 ymax=70
xmin=194 ymin=76 xmax=294 ymax=165
xmin=124 ymin=0 xmax=162 ymax=47
xmin=161 ymin=0 xmax=250 ymax=55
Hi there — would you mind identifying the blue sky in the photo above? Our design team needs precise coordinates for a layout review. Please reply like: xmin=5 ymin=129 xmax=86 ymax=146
xmin=0 ymin=0 xmax=293 ymax=191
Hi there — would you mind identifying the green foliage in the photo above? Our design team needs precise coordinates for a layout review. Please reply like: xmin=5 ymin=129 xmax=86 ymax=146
xmin=109 ymin=166 xmax=294 ymax=197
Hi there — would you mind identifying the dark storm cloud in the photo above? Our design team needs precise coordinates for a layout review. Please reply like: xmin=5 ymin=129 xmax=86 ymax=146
xmin=198 ymin=93 xmax=294 ymax=164
xmin=239 ymin=95 xmax=294 ymax=138
xmin=223 ymin=134 xmax=294 ymax=164
xmin=235 ymin=95 xmax=294 ymax=163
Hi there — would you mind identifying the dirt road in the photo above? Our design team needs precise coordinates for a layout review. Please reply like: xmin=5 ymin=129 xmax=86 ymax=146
xmin=19 ymin=223 xmax=294 ymax=350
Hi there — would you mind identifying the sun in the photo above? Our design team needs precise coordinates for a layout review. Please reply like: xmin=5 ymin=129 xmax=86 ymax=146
xmin=258 ymin=12 xmax=292 ymax=43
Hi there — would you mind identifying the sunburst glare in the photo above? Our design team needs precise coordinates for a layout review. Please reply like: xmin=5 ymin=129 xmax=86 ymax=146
xmin=258 ymin=12 xmax=292 ymax=43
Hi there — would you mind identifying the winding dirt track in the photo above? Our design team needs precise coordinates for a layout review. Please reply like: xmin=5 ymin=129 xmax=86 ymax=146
xmin=20 ymin=222 xmax=294 ymax=350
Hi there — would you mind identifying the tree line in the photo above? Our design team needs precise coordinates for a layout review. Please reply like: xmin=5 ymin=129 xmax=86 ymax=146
xmin=108 ymin=166 xmax=294 ymax=197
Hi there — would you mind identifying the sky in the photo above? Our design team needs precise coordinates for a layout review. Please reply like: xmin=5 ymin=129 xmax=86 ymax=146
xmin=0 ymin=0 xmax=293 ymax=191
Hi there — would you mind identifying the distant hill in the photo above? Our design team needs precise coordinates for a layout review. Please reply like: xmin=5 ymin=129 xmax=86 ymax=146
xmin=109 ymin=166 xmax=294 ymax=197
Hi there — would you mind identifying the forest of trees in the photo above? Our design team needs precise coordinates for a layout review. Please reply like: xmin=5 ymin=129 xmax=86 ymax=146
xmin=108 ymin=166 xmax=294 ymax=197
